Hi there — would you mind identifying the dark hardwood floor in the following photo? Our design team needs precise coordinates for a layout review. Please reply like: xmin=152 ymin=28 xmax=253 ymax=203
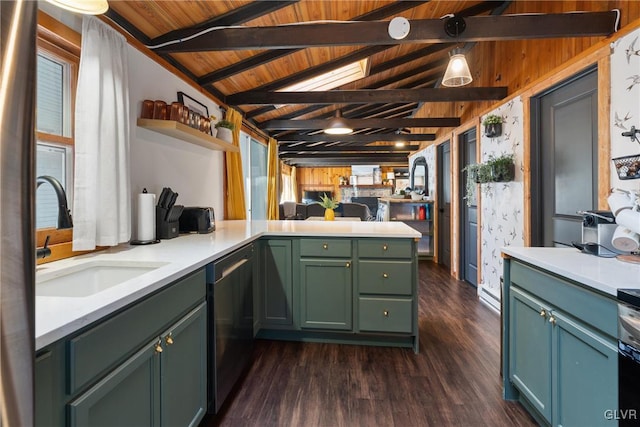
xmin=203 ymin=261 xmax=536 ymax=427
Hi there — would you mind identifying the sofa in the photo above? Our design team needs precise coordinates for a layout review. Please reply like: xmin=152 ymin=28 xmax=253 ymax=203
xmin=279 ymin=202 xmax=373 ymax=221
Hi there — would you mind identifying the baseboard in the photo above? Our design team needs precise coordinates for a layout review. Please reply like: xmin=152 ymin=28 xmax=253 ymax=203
xmin=479 ymin=286 xmax=501 ymax=314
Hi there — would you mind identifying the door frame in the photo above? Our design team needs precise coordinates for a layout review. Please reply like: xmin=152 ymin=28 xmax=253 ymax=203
xmin=457 ymin=126 xmax=479 ymax=286
xmin=436 ymin=139 xmax=451 ymax=267
xmin=529 ymin=65 xmax=598 ymax=247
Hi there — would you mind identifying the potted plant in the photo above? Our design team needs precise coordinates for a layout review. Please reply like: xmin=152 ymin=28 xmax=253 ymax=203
xmin=319 ymin=192 xmax=339 ymax=221
xmin=215 ymin=119 xmax=235 ymax=142
xmin=487 ymin=153 xmax=515 ymax=182
xmin=462 ymin=164 xmax=480 ymax=206
xmin=482 ymin=114 xmax=503 ymax=138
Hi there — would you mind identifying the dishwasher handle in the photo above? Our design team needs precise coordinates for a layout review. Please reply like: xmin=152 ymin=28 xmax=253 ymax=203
xmin=216 ymin=258 xmax=248 ymax=283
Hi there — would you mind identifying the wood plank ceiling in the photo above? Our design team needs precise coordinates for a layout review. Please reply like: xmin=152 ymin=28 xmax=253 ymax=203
xmin=105 ymin=1 xmax=618 ymax=166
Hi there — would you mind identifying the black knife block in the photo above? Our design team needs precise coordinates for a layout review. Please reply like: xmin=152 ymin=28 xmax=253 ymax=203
xmin=156 ymin=207 xmax=179 ymax=239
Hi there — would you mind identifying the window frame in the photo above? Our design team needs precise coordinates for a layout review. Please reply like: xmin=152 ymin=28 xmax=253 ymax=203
xmin=36 ymin=15 xmax=79 ymax=249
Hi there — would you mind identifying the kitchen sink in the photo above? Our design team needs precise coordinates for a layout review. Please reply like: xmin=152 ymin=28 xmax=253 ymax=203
xmin=36 ymin=260 xmax=168 ymax=298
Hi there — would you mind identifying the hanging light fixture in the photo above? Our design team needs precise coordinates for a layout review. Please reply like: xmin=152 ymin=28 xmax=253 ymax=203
xmin=45 ymin=0 xmax=109 ymax=15
xmin=442 ymin=15 xmax=473 ymax=87
xmin=324 ymin=110 xmax=353 ymax=135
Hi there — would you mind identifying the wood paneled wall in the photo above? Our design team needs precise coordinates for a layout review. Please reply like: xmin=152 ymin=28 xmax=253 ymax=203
xmin=296 ymin=166 xmax=394 ymax=201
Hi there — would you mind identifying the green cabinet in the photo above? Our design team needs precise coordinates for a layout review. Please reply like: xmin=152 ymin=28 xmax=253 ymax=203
xmin=69 ymin=302 xmax=207 ymax=427
xmin=258 ymin=239 xmax=294 ymax=328
xmin=300 ymin=258 xmax=352 ymax=330
xmin=36 ymin=268 xmax=207 ymax=427
xmin=504 ymin=259 xmax=618 ymax=427
xmin=509 ymin=287 xmax=553 ymax=422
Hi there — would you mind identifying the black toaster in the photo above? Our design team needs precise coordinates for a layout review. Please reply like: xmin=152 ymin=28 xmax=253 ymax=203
xmin=179 ymin=207 xmax=215 ymax=234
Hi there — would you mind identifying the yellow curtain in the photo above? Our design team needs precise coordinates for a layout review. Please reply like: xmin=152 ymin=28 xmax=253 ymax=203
xmin=266 ymin=137 xmax=279 ymax=220
xmin=224 ymin=108 xmax=246 ymax=220
xmin=291 ymin=166 xmax=298 ymax=203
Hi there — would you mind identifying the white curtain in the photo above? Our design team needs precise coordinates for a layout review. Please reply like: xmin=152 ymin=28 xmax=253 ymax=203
xmin=73 ymin=16 xmax=130 ymax=250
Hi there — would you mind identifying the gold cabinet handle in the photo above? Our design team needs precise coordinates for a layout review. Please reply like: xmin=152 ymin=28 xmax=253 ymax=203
xmin=383 ymin=310 xmax=389 ymax=317
xmin=540 ymin=309 xmax=547 ymax=317
xmin=548 ymin=315 xmax=556 ymax=325
xmin=165 ymin=333 xmax=174 ymax=346
xmin=322 ymin=243 xmax=328 ymax=250
xmin=383 ymin=244 xmax=388 ymax=251
xmin=345 ymin=262 xmax=350 ymax=268
xmin=154 ymin=339 xmax=163 ymax=353
xmin=383 ymin=273 xmax=389 ymax=279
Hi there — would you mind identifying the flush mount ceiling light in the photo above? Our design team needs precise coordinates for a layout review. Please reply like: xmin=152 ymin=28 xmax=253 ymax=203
xmin=442 ymin=15 xmax=473 ymax=87
xmin=324 ymin=110 xmax=353 ymax=135
xmin=45 ymin=0 xmax=109 ymax=15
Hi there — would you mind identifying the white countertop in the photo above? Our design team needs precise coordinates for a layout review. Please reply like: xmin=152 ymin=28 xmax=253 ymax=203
xmin=502 ymin=246 xmax=640 ymax=296
xmin=36 ymin=220 xmax=420 ymax=350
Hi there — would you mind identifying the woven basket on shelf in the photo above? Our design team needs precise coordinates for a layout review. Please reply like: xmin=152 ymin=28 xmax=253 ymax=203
xmin=612 ymin=154 xmax=640 ymax=180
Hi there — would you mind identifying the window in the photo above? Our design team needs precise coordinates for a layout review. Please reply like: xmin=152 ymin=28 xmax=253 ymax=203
xmin=239 ymin=132 xmax=268 ymax=220
xmin=36 ymin=19 xmax=79 ymax=246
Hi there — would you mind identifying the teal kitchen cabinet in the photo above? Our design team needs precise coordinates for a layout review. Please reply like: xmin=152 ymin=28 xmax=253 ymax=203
xmin=509 ymin=287 xmax=553 ymax=422
xmin=357 ymin=239 xmax=418 ymax=352
xmin=258 ymin=239 xmax=294 ymax=329
xmin=69 ymin=302 xmax=207 ymax=427
xmin=299 ymin=239 xmax=352 ymax=330
xmin=36 ymin=268 xmax=206 ymax=427
xmin=504 ymin=259 xmax=618 ymax=427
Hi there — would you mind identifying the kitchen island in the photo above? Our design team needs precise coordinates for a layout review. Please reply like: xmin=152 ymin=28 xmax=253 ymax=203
xmin=35 ymin=220 xmax=421 ymax=426
xmin=501 ymin=247 xmax=640 ymax=427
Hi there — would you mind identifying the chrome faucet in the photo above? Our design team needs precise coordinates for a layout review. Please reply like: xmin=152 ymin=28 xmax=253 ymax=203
xmin=36 ymin=175 xmax=73 ymax=259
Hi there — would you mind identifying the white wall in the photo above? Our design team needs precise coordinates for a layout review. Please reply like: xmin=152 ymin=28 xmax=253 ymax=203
xmin=478 ymin=99 xmax=526 ymax=310
xmin=610 ymin=29 xmax=640 ymax=193
xmin=127 ymin=47 xmax=226 ymax=240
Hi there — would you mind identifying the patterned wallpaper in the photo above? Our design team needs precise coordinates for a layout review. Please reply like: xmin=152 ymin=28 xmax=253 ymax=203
xmin=479 ymin=98 xmax=526 ymax=305
xmin=610 ymin=29 xmax=640 ymax=193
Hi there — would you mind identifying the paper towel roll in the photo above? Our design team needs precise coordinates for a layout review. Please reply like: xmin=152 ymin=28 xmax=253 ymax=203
xmin=616 ymin=209 xmax=640 ymax=235
xmin=612 ymin=225 xmax=640 ymax=252
xmin=608 ymin=192 xmax=633 ymax=216
xmin=137 ymin=190 xmax=156 ymax=241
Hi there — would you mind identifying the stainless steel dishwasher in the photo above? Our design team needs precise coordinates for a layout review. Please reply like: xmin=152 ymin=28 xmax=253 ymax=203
xmin=207 ymin=243 xmax=254 ymax=413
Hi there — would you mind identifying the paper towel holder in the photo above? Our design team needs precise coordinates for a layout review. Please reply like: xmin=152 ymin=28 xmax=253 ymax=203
xmin=131 ymin=188 xmax=161 ymax=245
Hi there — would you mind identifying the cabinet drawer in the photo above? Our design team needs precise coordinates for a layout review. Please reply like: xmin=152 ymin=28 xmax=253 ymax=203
xmin=359 ymin=297 xmax=412 ymax=333
xmin=358 ymin=260 xmax=412 ymax=295
xmin=68 ymin=268 xmax=206 ymax=395
xmin=300 ymin=239 xmax=351 ymax=258
xmin=510 ymin=261 xmax=617 ymax=338
xmin=358 ymin=239 xmax=412 ymax=259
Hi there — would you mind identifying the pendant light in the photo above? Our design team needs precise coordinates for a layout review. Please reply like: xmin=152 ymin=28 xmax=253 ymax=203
xmin=324 ymin=110 xmax=353 ymax=135
xmin=442 ymin=15 xmax=472 ymax=87
xmin=45 ymin=0 xmax=109 ymax=15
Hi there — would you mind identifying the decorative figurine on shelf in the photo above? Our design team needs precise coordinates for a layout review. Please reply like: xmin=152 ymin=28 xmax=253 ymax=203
xmin=319 ymin=193 xmax=339 ymax=221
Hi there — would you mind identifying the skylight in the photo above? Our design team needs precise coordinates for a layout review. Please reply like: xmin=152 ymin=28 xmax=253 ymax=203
xmin=278 ymin=58 xmax=370 ymax=93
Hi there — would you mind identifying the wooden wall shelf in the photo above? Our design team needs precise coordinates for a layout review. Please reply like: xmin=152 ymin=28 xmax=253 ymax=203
xmin=137 ymin=118 xmax=239 ymax=152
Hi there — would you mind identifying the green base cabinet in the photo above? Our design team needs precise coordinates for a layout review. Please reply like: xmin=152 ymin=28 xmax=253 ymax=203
xmin=503 ymin=259 xmax=618 ymax=427
xmin=258 ymin=239 xmax=294 ymax=328
xmin=36 ymin=268 xmax=207 ymax=427
xmin=300 ymin=258 xmax=352 ymax=330
xmin=69 ymin=302 xmax=207 ymax=427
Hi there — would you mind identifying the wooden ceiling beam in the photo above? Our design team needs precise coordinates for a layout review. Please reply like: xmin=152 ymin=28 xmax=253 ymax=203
xmin=155 ymin=11 xmax=618 ymax=53
xmin=147 ymin=1 xmax=299 ymax=47
xmin=279 ymin=152 xmax=409 ymax=160
xmin=228 ymin=87 xmax=508 ymax=105
xmin=196 ymin=1 xmax=429 ymax=86
xmin=278 ymin=133 xmax=434 ymax=142
xmin=263 ymin=117 xmax=458 ymax=130
xmin=279 ymin=145 xmax=419 ymax=153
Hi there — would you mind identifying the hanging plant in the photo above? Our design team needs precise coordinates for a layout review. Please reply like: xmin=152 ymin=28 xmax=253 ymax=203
xmin=487 ymin=153 xmax=515 ymax=182
xmin=482 ymin=114 xmax=503 ymax=138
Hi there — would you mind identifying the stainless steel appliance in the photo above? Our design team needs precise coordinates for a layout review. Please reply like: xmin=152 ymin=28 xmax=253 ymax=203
xmin=617 ymin=289 xmax=640 ymax=426
xmin=207 ymin=244 xmax=254 ymax=413
xmin=1 ymin=2 xmax=38 ymax=424
xmin=581 ymin=210 xmax=617 ymax=255
xmin=179 ymin=207 xmax=215 ymax=234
